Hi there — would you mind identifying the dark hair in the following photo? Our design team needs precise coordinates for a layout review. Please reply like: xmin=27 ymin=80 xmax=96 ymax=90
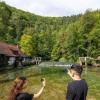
xmin=19 ymin=77 xmax=26 ymax=80
xmin=71 ymin=64 xmax=83 ymax=75
xmin=8 ymin=77 xmax=26 ymax=100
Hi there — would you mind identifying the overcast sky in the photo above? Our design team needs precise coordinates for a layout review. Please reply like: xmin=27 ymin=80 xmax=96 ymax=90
xmin=2 ymin=0 xmax=100 ymax=17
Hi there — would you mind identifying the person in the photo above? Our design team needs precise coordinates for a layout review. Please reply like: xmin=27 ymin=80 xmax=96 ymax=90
xmin=66 ymin=64 xmax=88 ymax=100
xmin=8 ymin=77 xmax=46 ymax=100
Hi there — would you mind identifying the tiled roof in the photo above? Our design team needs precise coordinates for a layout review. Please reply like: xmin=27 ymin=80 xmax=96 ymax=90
xmin=0 ymin=42 xmax=22 ymax=56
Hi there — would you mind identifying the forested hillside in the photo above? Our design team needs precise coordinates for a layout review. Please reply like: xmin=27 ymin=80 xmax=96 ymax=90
xmin=0 ymin=2 xmax=100 ymax=61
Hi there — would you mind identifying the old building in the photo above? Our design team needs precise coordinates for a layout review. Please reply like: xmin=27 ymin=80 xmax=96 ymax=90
xmin=0 ymin=42 xmax=23 ymax=67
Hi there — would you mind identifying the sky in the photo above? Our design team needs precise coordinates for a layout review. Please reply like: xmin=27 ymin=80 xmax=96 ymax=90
xmin=2 ymin=0 xmax=100 ymax=17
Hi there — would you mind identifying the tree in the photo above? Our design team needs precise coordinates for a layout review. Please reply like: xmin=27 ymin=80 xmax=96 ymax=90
xmin=0 ymin=2 xmax=12 ymax=35
xmin=88 ymin=22 xmax=100 ymax=57
xmin=19 ymin=34 xmax=36 ymax=56
xmin=51 ymin=41 xmax=61 ymax=61
xmin=51 ymin=29 xmax=67 ymax=61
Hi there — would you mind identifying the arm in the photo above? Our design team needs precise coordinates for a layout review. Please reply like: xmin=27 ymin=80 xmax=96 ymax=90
xmin=33 ymin=86 xmax=45 ymax=99
xmin=66 ymin=84 xmax=75 ymax=100
xmin=33 ymin=78 xmax=46 ymax=99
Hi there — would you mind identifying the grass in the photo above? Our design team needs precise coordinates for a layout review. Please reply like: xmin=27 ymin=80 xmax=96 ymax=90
xmin=0 ymin=66 xmax=100 ymax=100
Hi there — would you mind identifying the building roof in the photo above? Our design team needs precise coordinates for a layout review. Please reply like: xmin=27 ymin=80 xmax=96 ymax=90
xmin=0 ymin=42 xmax=23 ymax=57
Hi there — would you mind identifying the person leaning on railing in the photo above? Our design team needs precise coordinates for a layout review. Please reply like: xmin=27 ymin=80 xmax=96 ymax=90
xmin=8 ymin=77 xmax=46 ymax=100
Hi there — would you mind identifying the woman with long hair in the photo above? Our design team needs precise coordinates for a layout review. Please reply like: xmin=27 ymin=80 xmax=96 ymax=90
xmin=8 ymin=77 xmax=46 ymax=100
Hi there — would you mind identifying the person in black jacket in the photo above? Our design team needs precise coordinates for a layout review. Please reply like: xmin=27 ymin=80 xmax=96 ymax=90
xmin=8 ymin=77 xmax=46 ymax=100
xmin=66 ymin=64 xmax=88 ymax=100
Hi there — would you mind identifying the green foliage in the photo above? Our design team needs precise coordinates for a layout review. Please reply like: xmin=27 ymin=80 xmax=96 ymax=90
xmin=0 ymin=2 xmax=100 ymax=61
xmin=0 ymin=2 xmax=12 ymax=37
xmin=88 ymin=21 xmax=100 ymax=57
xmin=65 ymin=11 xmax=100 ymax=61
xmin=51 ymin=29 xmax=67 ymax=61
xmin=19 ymin=34 xmax=35 ymax=56
xmin=59 ymin=57 xmax=67 ymax=62
xmin=51 ymin=41 xmax=61 ymax=61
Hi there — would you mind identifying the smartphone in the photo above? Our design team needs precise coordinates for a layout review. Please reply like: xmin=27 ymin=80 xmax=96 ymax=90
xmin=41 ymin=78 xmax=44 ymax=82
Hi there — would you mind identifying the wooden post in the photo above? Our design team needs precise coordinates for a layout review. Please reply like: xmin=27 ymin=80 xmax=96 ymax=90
xmin=85 ymin=57 xmax=87 ymax=74
xmin=36 ymin=57 xmax=38 ymax=65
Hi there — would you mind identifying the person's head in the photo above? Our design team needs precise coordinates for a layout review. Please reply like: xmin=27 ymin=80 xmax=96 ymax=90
xmin=8 ymin=77 xmax=27 ymax=100
xmin=67 ymin=64 xmax=83 ymax=80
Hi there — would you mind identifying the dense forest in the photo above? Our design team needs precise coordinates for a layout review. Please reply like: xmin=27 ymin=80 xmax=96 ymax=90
xmin=0 ymin=2 xmax=100 ymax=62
